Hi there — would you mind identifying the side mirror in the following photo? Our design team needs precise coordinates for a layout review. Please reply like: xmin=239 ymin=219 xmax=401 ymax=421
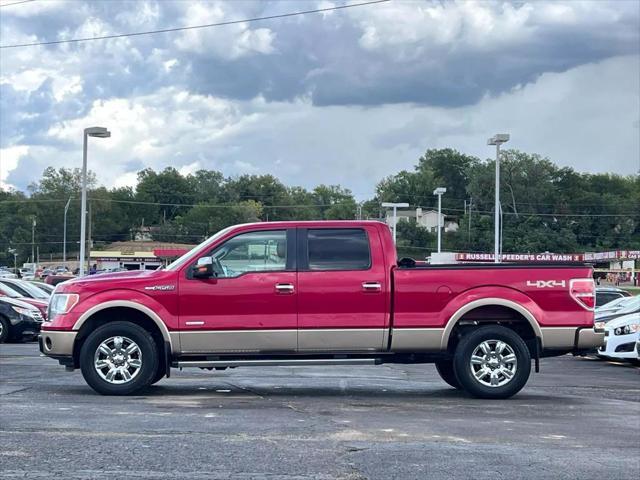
xmin=192 ymin=257 xmax=214 ymax=279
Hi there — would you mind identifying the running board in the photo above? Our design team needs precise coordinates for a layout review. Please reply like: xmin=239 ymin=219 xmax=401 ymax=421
xmin=173 ymin=358 xmax=380 ymax=368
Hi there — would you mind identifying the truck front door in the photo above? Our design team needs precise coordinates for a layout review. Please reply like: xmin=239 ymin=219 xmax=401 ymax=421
xmin=296 ymin=226 xmax=388 ymax=351
xmin=178 ymin=228 xmax=297 ymax=354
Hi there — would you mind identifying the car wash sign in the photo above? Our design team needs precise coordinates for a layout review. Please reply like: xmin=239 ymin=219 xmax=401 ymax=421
xmin=455 ymin=253 xmax=584 ymax=262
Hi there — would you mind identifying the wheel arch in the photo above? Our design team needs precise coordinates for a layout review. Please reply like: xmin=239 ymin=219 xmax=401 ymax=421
xmin=71 ymin=301 xmax=176 ymax=367
xmin=441 ymin=298 xmax=543 ymax=351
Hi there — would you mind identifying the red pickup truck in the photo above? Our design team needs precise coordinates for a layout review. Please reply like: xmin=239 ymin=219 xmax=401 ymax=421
xmin=40 ymin=221 xmax=602 ymax=399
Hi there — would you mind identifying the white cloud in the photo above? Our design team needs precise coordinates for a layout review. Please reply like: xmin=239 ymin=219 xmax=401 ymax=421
xmin=7 ymin=54 xmax=635 ymax=196
xmin=174 ymin=2 xmax=275 ymax=59
xmin=0 ymin=145 xmax=28 ymax=190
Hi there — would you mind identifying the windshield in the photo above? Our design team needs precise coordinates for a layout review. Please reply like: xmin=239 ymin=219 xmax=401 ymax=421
xmin=596 ymin=296 xmax=628 ymax=311
xmin=616 ymin=296 xmax=640 ymax=315
xmin=164 ymin=225 xmax=236 ymax=272
xmin=1 ymin=280 xmax=49 ymax=299
xmin=0 ymin=284 xmax=22 ymax=298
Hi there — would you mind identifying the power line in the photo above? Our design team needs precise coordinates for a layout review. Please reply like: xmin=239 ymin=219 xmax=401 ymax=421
xmin=0 ymin=0 xmax=390 ymax=49
xmin=0 ymin=0 xmax=36 ymax=7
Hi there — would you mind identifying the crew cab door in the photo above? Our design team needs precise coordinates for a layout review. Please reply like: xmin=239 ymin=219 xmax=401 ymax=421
xmin=296 ymin=226 xmax=389 ymax=351
xmin=178 ymin=228 xmax=297 ymax=354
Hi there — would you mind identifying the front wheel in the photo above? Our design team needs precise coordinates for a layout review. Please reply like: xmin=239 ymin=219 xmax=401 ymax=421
xmin=453 ymin=325 xmax=531 ymax=399
xmin=80 ymin=321 xmax=159 ymax=395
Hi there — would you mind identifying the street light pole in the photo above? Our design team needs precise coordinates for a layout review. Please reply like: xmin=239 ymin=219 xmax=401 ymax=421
xmin=79 ymin=127 xmax=110 ymax=276
xmin=31 ymin=217 xmax=36 ymax=263
xmin=381 ymin=202 xmax=409 ymax=244
xmin=433 ymin=187 xmax=446 ymax=253
xmin=63 ymin=197 xmax=71 ymax=264
xmin=487 ymin=134 xmax=510 ymax=263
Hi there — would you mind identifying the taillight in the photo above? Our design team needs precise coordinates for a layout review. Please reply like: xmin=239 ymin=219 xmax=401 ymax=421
xmin=570 ymin=278 xmax=595 ymax=310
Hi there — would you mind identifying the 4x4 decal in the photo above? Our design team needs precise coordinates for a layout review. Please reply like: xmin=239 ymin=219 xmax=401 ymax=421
xmin=526 ymin=280 xmax=566 ymax=288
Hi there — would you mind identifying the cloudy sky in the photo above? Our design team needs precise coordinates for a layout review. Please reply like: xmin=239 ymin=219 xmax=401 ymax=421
xmin=1 ymin=0 xmax=639 ymax=197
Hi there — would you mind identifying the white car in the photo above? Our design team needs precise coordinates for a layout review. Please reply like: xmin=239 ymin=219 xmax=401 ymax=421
xmin=597 ymin=312 xmax=640 ymax=362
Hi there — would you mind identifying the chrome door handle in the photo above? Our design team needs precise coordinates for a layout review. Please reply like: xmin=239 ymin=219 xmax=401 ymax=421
xmin=362 ymin=282 xmax=381 ymax=292
xmin=275 ymin=283 xmax=295 ymax=293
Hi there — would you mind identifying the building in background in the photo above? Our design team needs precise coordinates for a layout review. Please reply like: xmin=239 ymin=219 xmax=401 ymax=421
xmin=384 ymin=207 xmax=458 ymax=233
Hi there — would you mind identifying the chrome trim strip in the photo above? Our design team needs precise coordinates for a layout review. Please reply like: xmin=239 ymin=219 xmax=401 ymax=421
xmin=175 ymin=358 xmax=378 ymax=368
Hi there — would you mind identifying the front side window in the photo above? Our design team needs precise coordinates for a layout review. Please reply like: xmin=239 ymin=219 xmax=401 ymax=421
xmin=208 ymin=230 xmax=287 ymax=278
xmin=307 ymin=229 xmax=370 ymax=271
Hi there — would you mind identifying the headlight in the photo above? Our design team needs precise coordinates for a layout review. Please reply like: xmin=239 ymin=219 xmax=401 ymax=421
xmin=12 ymin=306 xmax=38 ymax=318
xmin=614 ymin=323 xmax=640 ymax=336
xmin=594 ymin=321 xmax=606 ymax=331
xmin=48 ymin=293 xmax=79 ymax=320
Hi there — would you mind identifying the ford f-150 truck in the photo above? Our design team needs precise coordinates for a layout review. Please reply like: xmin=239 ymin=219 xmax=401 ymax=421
xmin=39 ymin=221 xmax=603 ymax=398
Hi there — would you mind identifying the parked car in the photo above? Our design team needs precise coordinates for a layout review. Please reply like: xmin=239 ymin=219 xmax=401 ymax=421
xmin=0 ymin=267 xmax=18 ymax=279
xmin=0 ymin=278 xmax=51 ymax=300
xmin=595 ymin=287 xmax=631 ymax=307
xmin=0 ymin=284 xmax=48 ymax=320
xmin=0 ymin=296 xmax=44 ymax=343
xmin=40 ymin=221 xmax=601 ymax=398
xmin=29 ymin=281 xmax=55 ymax=294
xmin=45 ymin=274 xmax=75 ymax=286
xmin=597 ymin=313 xmax=640 ymax=363
xmin=595 ymin=296 xmax=640 ymax=328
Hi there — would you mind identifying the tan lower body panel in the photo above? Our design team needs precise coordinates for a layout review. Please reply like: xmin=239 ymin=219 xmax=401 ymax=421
xmin=539 ymin=327 xmax=579 ymax=349
xmin=298 ymin=329 xmax=385 ymax=351
xmin=179 ymin=329 xmax=297 ymax=354
xmin=40 ymin=330 xmax=77 ymax=356
xmin=391 ymin=328 xmax=445 ymax=352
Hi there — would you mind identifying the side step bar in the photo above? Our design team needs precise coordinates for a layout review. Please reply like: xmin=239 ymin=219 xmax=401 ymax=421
xmin=173 ymin=358 xmax=380 ymax=368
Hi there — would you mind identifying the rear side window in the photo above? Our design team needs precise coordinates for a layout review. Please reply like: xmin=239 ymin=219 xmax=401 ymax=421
xmin=307 ymin=229 xmax=371 ymax=271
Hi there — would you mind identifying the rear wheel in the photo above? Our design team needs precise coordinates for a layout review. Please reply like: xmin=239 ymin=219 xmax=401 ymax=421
xmin=435 ymin=360 xmax=461 ymax=389
xmin=0 ymin=317 xmax=9 ymax=343
xmin=453 ymin=325 xmax=531 ymax=399
xmin=80 ymin=321 xmax=159 ymax=395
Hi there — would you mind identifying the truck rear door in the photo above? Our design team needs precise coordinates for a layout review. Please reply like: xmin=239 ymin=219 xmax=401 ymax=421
xmin=296 ymin=226 xmax=389 ymax=351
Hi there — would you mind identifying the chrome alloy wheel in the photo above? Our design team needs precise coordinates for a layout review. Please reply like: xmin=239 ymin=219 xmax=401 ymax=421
xmin=93 ymin=336 xmax=142 ymax=384
xmin=469 ymin=339 xmax=518 ymax=388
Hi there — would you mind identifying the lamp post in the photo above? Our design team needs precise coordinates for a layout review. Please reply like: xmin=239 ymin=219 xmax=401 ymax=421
xmin=381 ymin=202 xmax=409 ymax=244
xmin=31 ymin=216 xmax=36 ymax=264
xmin=487 ymin=133 xmax=510 ymax=263
xmin=8 ymin=248 xmax=17 ymax=275
xmin=79 ymin=127 xmax=110 ymax=276
xmin=433 ymin=187 xmax=446 ymax=253
xmin=63 ymin=197 xmax=71 ymax=264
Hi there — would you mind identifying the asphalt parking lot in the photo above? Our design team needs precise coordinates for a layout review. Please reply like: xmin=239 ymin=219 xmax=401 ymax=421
xmin=0 ymin=343 xmax=638 ymax=480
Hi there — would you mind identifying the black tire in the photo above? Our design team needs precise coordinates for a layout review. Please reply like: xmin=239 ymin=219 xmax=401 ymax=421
xmin=150 ymin=364 xmax=166 ymax=385
xmin=80 ymin=321 xmax=159 ymax=395
xmin=435 ymin=360 xmax=461 ymax=389
xmin=0 ymin=317 xmax=9 ymax=343
xmin=453 ymin=325 xmax=531 ymax=399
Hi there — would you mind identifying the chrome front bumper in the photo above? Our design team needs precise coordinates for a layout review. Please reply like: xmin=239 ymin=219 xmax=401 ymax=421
xmin=39 ymin=330 xmax=77 ymax=356
xmin=576 ymin=327 xmax=605 ymax=350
